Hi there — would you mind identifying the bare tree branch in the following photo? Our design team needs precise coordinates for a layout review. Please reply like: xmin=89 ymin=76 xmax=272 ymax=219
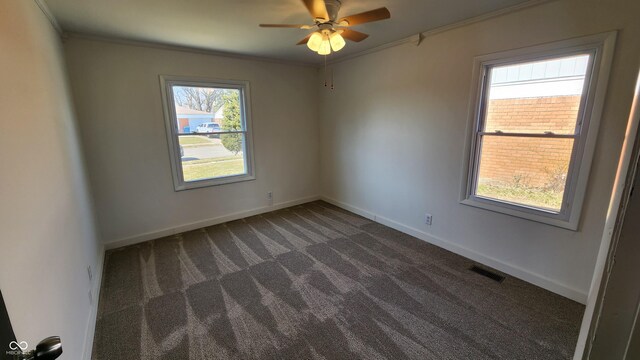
xmin=173 ymin=86 xmax=225 ymax=114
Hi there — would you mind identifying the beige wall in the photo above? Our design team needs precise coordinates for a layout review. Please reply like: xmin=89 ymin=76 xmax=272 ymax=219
xmin=63 ymin=39 xmax=321 ymax=246
xmin=0 ymin=1 xmax=101 ymax=358
xmin=319 ymin=0 xmax=640 ymax=302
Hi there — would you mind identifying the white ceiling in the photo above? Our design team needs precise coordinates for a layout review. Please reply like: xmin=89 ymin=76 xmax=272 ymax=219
xmin=45 ymin=0 xmax=532 ymax=64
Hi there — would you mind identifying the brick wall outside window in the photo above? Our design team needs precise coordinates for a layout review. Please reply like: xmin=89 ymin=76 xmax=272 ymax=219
xmin=478 ymin=95 xmax=581 ymax=190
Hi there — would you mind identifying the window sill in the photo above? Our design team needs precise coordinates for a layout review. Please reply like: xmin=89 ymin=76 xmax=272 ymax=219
xmin=174 ymin=174 xmax=255 ymax=191
xmin=460 ymin=196 xmax=578 ymax=231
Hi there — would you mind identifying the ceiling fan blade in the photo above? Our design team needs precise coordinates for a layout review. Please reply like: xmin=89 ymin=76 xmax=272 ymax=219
xmin=260 ymin=24 xmax=308 ymax=28
xmin=296 ymin=34 xmax=313 ymax=45
xmin=341 ymin=29 xmax=369 ymax=42
xmin=339 ymin=7 xmax=391 ymax=26
xmin=301 ymin=0 xmax=329 ymax=21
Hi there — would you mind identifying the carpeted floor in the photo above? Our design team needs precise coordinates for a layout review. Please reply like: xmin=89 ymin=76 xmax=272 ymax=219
xmin=93 ymin=201 xmax=584 ymax=359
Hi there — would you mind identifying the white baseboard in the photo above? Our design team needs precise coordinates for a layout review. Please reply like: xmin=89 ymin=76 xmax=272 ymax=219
xmin=320 ymin=196 xmax=588 ymax=304
xmin=82 ymin=244 xmax=105 ymax=360
xmin=104 ymin=195 xmax=321 ymax=250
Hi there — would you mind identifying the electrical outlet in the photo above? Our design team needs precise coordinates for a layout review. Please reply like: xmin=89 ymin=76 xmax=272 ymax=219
xmin=267 ymin=191 xmax=273 ymax=205
xmin=87 ymin=266 xmax=93 ymax=282
xmin=424 ymin=213 xmax=433 ymax=226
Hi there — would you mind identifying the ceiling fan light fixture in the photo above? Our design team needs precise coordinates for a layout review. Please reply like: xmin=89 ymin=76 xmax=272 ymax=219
xmin=329 ymin=31 xmax=345 ymax=52
xmin=307 ymin=31 xmax=323 ymax=51
xmin=318 ymin=36 xmax=332 ymax=55
xmin=260 ymin=1 xmax=391 ymax=57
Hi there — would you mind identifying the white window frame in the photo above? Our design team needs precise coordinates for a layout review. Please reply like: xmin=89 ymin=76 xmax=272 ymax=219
xmin=461 ymin=32 xmax=617 ymax=230
xmin=159 ymin=75 xmax=255 ymax=191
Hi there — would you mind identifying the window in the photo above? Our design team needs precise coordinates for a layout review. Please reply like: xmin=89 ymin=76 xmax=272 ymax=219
xmin=462 ymin=33 xmax=616 ymax=229
xmin=160 ymin=76 xmax=254 ymax=190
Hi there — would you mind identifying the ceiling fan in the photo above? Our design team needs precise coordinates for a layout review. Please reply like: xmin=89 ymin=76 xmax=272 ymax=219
xmin=259 ymin=0 xmax=391 ymax=55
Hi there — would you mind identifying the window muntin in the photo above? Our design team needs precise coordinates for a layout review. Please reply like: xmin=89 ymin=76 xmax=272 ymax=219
xmin=161 ymin=77 xmax=254 ymax=190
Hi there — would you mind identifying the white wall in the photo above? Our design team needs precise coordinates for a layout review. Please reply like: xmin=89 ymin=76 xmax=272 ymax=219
xmin=319 ymin=0 xmax=640 ymax=303
xmin=0 ymin=1 xmax=102 ymax=359
xmin=63 ymin=39 xmax=321 ymax=247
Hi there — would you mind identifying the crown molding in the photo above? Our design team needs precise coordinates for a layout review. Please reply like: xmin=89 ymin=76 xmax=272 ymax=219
xmin=327 ymin=0 xmax=559 ymax=65
xmin=327 ymin=34 xmax=422 ymax=65
xmin=64 ymin=32 xmax=319 ymax=68
xmin=34 ymin=0 xmax=63 ymax=35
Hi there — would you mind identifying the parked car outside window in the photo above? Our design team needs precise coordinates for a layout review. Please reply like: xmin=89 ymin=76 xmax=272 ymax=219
xmin=196 ymin=122 xmax=220 ymax=133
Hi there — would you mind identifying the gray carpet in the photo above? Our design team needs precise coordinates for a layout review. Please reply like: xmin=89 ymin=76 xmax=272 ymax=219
xmin=93 ymin=201 xmax=584 ymax=359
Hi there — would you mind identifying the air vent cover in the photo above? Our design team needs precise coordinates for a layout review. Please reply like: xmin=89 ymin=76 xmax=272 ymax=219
xmin=469 ymin=265 xmax=505 ymax=283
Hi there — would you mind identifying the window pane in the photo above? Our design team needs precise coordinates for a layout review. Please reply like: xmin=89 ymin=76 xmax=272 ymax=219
xmin=484 ymin=54 xmax=590 ymax=135
xmin=475 ymin=136 xmax=574 ymax=212
xmin=172 ymin=86 xmax=243 ymax=135
xmin=179 ymin=134 xmax=246 ymax=182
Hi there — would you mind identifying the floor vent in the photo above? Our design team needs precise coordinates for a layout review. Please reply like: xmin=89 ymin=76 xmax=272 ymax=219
xmin=469 ymin=265 xmax=505 ymax=283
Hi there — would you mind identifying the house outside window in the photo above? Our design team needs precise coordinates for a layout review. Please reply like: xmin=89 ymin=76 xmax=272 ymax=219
xmin=160 ymin=76 xmax=255 ymax=191
xmin=462 ymin=33 xmax=616 ymax=230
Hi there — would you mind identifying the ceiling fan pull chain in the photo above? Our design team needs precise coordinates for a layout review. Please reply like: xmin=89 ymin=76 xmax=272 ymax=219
xmin=322 ymin=55 xmax=334 ymax=90
xmin=331 ymin=67 xmax=334 ymax=90
xmin=324 ymin=55 xmax=328 ymax=87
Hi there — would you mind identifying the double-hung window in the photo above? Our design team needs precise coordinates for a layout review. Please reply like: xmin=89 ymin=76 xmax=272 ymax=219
xmin=462 ymin=33 xmax=616 ymax=229
xmin=160 ymin=76 xmax=255 ymax=190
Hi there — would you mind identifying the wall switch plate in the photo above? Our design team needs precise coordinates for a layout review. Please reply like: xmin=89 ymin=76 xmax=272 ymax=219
xmin=425 ymin=213 xmax=433 ymax=226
